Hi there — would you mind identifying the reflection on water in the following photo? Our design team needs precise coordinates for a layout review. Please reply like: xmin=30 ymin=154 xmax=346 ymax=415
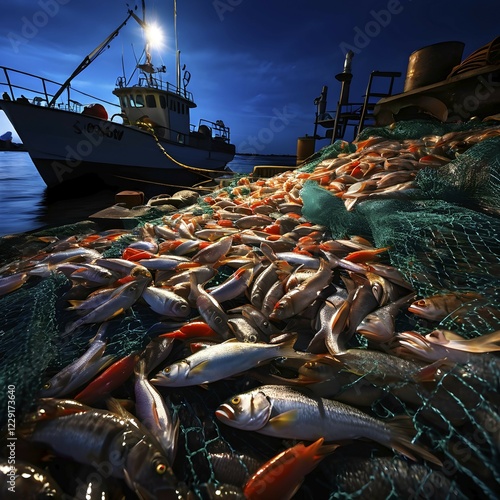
xmin=0 ymin=152 xmax=296 ymax=237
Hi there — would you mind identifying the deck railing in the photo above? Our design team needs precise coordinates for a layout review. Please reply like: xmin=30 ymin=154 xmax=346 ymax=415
xmin=0 ymin=66 xmax=118 ymax=111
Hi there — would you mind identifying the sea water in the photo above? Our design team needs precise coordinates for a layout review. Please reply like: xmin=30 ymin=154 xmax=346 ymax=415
xmin=0 ymin=152 xmax=295 ymax=237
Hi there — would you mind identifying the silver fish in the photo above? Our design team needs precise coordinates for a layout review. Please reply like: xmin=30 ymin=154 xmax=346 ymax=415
xmin=40 ymin=325 xmax=116 ymax=397
xmin=207 ymin=264 xmax=254 ymax=303
xmin=134 ymin=359 xmax=179 ymax=464
xmin=216 ymin=384 xmax=441 ymax=465
xmin=269 ymin=258 xmax=332 ymax=321
xmin=357 ymin=293 xmax=415 ymax=343
xmin=20 ymin=398 xmax=187 ymax=500
xmin=142 ymin=286 xmax=191 ymax=318
xmin=190 ymin=276 xmax=230 ymax=339
xmin=64 ymin=278 xmax=150 ymax=335
xmin=151 ymin=338 xmax=300 ymax=387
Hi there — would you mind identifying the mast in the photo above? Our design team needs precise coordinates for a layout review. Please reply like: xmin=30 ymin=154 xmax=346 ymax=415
xmin=48 ymin=10 xmax=134 ymax=108
xmin=174 ymin=0 xmax=181 ymax=91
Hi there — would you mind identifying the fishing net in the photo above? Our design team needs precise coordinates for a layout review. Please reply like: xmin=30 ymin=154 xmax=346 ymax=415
xmin=0 ymin=119 xmax=499 ymax=498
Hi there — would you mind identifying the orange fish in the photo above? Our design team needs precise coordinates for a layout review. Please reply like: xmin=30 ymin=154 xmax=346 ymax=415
xmin=243 ymin=438 xmax=338 ymax=500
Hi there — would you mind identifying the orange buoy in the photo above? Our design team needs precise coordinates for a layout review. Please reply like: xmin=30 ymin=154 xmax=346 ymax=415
xmin=82 ymin=103 xmax=108 ymax=120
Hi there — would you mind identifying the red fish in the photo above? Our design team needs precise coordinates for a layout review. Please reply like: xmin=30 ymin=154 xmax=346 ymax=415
xmin=160 ymin=321 xmax=218 ymax=340
xmin=74 ymin=353 xmax=139 ymax=404
xmin=243 ymin=438 xmax=338 ymax=500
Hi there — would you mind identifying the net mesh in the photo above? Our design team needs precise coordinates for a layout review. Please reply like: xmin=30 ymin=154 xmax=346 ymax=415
xmin=0 ymin=119 xmax=499 ymax=498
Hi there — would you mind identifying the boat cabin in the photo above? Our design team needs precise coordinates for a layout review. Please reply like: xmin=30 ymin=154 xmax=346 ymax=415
xmin=113 ymin=76 xmax=196 ymax=143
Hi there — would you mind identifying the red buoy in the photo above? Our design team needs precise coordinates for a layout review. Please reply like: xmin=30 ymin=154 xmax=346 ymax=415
xmin=82 ymin=103 xmax=108 ymax=120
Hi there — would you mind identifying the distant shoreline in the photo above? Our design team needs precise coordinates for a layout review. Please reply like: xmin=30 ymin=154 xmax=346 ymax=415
xmin=0 ymin=142 xmax=25 ymax=152
xmin=236 ymin=152 xmax=296 ymax=158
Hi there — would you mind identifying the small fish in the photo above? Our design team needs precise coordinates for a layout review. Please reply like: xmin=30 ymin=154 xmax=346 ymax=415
xmin=269 ymin=258 xmax=332 ymax=321
xmin=134 ymin=359 xmax=179 ymax=464
xmin=216 ymin=384 xmax=441 ymax=465
xmin=228 ymin=316 xmax=265 ymax=343
xmin=74 ymin=352 xmax=139 ymax=404
xmin=250 ymin=262 xmax=280 ymax=309
xmin=64 ymin=278 xmax=150 ymax=335
xmin=207 ymin=264 xmax=254 ymax=303
xmin=0 ymin=272 xmax=28 ymax=296
xmin=191 ymin=235 xmax=233 ymax=264
xmin=151 ymin=338 xmax=301 ymax=387
xmin=40 ymin=325 xmax=116 ymax=397
xmin=408 ymin=291 xmax=484 ymax=321
xmin=356 ymin=292 xmax=415 ymax=343
xmin=190 ymin=275 xmax=231 ymax=339
xmin=69 ymin=263 xmax=118 ymax=287
xmin=138 ymin=255 xmax=191 ymax=271
xmin=243 ymin=438 xmax=338 ymax=500
xmin=142 ymin=286 xmax=191 ymax=318
xmin=140 ymin=334 xmax=176 ymax=375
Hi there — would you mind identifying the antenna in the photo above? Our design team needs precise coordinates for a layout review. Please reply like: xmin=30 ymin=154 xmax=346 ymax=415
xmin=174 ymin=0 xmax=181 ymax=91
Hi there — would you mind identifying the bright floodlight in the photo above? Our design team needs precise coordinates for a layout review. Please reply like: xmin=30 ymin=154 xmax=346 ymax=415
xmin=145 ymin=23 xmax=164 ymax=49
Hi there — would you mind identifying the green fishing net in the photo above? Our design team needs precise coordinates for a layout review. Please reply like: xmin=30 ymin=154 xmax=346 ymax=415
xmin=0 ymin=119 xmax=499 ymax=498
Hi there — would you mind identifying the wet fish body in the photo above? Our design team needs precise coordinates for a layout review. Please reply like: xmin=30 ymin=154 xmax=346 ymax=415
xmin=216 ymin=384 xmax=440 ymax=464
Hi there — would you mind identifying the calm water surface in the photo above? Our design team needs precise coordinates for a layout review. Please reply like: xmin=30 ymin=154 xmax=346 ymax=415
xmin=0 ymin=152 xmax=296 ymax=237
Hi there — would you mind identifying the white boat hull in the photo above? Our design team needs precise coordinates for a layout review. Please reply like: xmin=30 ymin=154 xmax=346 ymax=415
xmin=0 ymin=100 xmax=234 ymax=193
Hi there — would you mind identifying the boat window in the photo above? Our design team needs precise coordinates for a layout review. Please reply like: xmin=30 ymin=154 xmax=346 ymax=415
xmin=181 ymin=103 xmax=185 ymax=114
xmin=159 ymin=95 xmax=167 ymax=108
xmin=176 ymin=101 xmax=180 ymax=113
xmin=135 ymin=94 xmax=145 ymax=108
xmin=170 ymin=100 xmax=175 ymax=111
xmin=146 ymin=95 xmax=157 ymax=108
xmin=120 ymin=96 xmax=127 ymax=108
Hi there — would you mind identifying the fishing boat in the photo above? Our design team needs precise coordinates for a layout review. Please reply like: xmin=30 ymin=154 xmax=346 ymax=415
xmin=0 ymin=2 xmax=235 ymax=195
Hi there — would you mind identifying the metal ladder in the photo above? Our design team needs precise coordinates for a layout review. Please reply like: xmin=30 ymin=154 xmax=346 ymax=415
xmin=358 ymin=70 xmax=402 ymax=133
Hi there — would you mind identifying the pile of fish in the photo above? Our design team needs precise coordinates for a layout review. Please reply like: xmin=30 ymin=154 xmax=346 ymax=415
xmin=1 ymin=124 xmax=499 ymax=499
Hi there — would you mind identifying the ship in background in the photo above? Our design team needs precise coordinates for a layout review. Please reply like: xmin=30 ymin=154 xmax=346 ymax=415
xmin=300 ymin=36 xmax=500 ymax=161
xmin=0 ymin=1 xmax=235 ymax=195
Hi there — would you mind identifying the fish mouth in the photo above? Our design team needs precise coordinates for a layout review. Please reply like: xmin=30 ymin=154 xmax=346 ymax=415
xmin=215 ymin=403 xmax=235 ymax=422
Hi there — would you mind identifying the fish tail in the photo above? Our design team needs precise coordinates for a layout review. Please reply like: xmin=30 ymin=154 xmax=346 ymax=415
xmin=459 ymin=329 xmax=500 ymax=353
xmin=388 ymin=415 xmax=442 ymax=466
xmin=277 ymin=336 xmax=321 ymax=361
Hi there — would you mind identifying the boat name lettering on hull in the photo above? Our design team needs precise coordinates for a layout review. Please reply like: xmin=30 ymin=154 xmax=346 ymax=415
xmin=73 ymin=120 xmax=124 ymax=141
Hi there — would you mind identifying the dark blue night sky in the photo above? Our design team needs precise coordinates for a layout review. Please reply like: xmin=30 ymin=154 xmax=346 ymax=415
xmin=1 ymin=0 xmax=499 ymax=153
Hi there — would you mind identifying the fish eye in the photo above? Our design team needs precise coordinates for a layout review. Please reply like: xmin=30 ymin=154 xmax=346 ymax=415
xmin=43 ymin=382 xmax=51 ymax=389
xmin=248 ymin=334 xmax=257 ymax=343
xmin=155 ymin=462 xmax=168 ymax=475
xmin=231 ymin=396 xmax=240 ymax=405
xmin=214 ymin=317 xmax=222 ymax=324
xmin=163 ymin=367 xmax=171 ymax=374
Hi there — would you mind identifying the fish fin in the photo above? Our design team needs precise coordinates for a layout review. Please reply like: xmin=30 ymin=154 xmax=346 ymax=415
xmin=66 ymin=300 xmax=84 ymax=309
xmin=189 ymin=360 xmax=210 ymax=375
xmin=412 ymin=358 xmax=451 ymax=383
xmin=107 ymin=307 xmax=125 ymax=320
xmin=276 ymin=336 xmax=318 ymax=361
xmin=388 ymin=415 xmax=442 ymax=466
xmin=268 ymin=410 xmax=299 ymax=429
